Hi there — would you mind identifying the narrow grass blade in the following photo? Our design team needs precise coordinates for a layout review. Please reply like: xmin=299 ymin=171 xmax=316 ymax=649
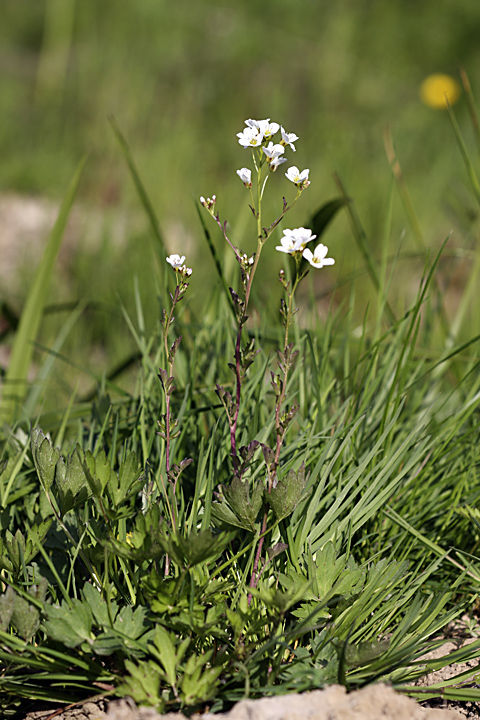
xmin=459 ymin=67 xmax=480 ymax=154
xmin=383 ymin=126 xmax=450 ymax=342
xmin=109 ymin=116 xmax=168 ymax=257
xmin=22 ymin=300 xmax=86 ymax=420
xmin=446 ymin=99 xmax=480 ymax=206
xmin=384 ymin=506 xmax=480 ymax=582
xmin=195 ymin=199 xmax=236 ymax=320
xmin=333 ymin=172 xmax=396 ymax=326
xmin=0 ymin=156 xmax=87 ymax=426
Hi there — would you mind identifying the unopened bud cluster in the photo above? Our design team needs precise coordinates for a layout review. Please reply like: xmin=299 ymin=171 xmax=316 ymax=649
xmin=200 ymin=195 xmax=217 ymax=216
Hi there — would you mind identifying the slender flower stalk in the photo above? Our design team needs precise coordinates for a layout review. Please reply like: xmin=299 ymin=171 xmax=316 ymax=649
xmin=200 ymin=117 xmax=335 ymax=602
xmin=249 ymin=233 xmax=334 ymax=595
xmin=248 ymin=259 xmax=303 ymax=598
xmin=203 ymin=119 xmax=314 ymax=474
xmin=157 ymin=257 xmax=193 ymax=533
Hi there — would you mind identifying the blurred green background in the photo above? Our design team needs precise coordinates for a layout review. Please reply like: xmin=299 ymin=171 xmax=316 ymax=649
xmin=3 ymin=0 xmax=480 ymax=221
xmin=1 ymin=0 xmax=480 ymax=401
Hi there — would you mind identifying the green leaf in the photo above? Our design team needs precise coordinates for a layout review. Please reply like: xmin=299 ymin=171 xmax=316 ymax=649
xmin=82 ymin=582 xmax=118 ymax=628
xmin=314 ymin=542 xmax=364 ymax=600
xmin=11 ymin=594 xmax=41 ymax=641
xmin=32 ymin=430 xmax=93 ymax=516
xmin=173 ymin=529 xmax=236 ymax=567
xmin=83 ymin=448 xmax=113 ymax=497
xmin=180 ymin=650 xmax=222 ymax=705
xmin=55 ymin=445 xmax=91 ymax=515
xmin=31 ymin=428 xmax=60 ymax=492
xmin=340 ymin=638 xmax=391 ymax=669
xmin=25 ymin=518 xmax=53 ymax=565
xmin=308 ymin=197 xmax=350 ymax=240
xmin=152 ymin=625 xmax=180 ymax=690
xmin=88 ymin=604 xmax=151 ymax=656
xmin=43 ymin=598 xmax=94 ymax=648
xmin=221 ymin=476 xmax=264 ymax=531
xmin=269 ymin=464 xmax=308 ymax=521
xmin=3 ymin=529 xmax=26 ymax=574
xmin=108 ymin=450 xmax=144 ymax=507
xmin=211 ymin=499 xmax=247 ymax=530
xmin=0 ymin=587 xmax=15 ymax=631
xmin=118 ymin=659 xmax=164 ymax=710
xmin=114 ymin=604 xmax=149 ymax=641
xmin=253 ymin=581 xmax=313 ymax=614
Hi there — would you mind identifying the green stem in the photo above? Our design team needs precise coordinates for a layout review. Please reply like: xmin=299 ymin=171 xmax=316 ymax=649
xmin=271 ymin=268 xmax=301 ymax=487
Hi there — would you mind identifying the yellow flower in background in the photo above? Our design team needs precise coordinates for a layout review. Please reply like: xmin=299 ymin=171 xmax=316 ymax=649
xmin=420 ymin=73 xmax=461 ymax=109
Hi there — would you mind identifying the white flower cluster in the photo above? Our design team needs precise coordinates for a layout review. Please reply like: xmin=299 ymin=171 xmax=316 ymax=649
xmin=196 ymin=118 xmax=335 ymax=273
xmin=166 ymin=254 xmax=193 ymax=277
xmin=276 ymin=228 xmax=334 ymax=269
xmin=236 ymin=118 xmax=308 ymax=183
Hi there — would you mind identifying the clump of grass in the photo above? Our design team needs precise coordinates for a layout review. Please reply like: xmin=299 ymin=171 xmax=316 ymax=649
xmin=1 ymin=87 xmax=480 ymax=717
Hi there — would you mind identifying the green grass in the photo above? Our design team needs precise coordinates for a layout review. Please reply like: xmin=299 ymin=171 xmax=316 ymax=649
xmin=1 ymin=235 xmax=480 ymax=712
xmin=1 ymin=91 xmax=480 ymax=715
xmin=2 ymin=0 xmax=480 ymax=358
xmin=1 ymin=7 xmax=480 ymax=714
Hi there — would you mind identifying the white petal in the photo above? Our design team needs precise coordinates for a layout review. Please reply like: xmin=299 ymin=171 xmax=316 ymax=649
xmin=314 ymin=243 xmax=328 ymax=259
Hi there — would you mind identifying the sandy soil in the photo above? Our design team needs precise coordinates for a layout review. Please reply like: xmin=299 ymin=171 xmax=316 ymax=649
xmin=19 ymin=685 xmax=464 ymax=720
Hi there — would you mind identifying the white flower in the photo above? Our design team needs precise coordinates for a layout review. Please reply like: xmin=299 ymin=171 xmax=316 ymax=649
xmin=166 ymin=255 xmax=193 ymax=277
xmin=275 ymin=227 xmax=316 ymax=254
xmin=262 ymin=142 xmax=284 ymax=161
xmin=236 ymin=167 xmax=252 ymax=187
xmin=280 ymin=127 xmax=299 ymax=151
xmin=246 ymin=118 xmax=279 ymax=140
xmin=166 ymin=254 xmax=186 ymax=270
xmin=269 ymin=155 xmax=287 ymax=171
xmin=303 ymin=243 xmax=335 ymax=269
xmin=262 ymin=142 xmax=287 ymax=171
xmin=285 ymin=166 xmax=310 ymax=186
xmin=237 ymin=126 xmax=264 ymax=148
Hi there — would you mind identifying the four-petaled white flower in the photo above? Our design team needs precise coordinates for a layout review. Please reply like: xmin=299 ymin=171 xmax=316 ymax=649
xmin=248 ymin=118 xmax=280 ymax=140
xmin=276 ymin=227 xmax=316 ymax=254
xmin=303 ymin=244 xmax=335 ymax=269
xmin=269 ymin=155 xmax=287 ymax=171
xmin=262 ymin=142 xmax=285 ymax=162
xmin=237 ymin=126 xmax=264 ymax=148
xmin=166 ymin=254 xmax=193 ymax=277
xmin=285 ymin=166 xmax=310 ymax=186
xmin=280 ymin=127 xmax=299 ymax=151
xmin=166 ymin=254 xmax=186 ymax=270
xmin=236 ymin=168 xmax=252 ymax=187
